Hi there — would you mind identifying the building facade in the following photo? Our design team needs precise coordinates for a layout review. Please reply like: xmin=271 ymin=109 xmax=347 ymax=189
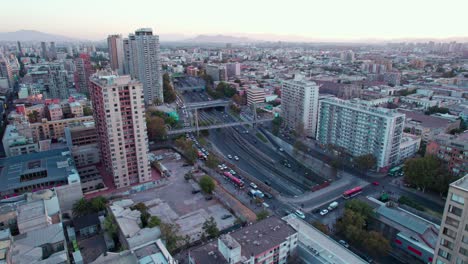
xmin=317 ymin=98 xmax=405 ymax=170
xmin=426 ymin=132 xmax=468 ymax=176
xmin=89 ymin=72 xmax=151 ymax=188
xmin=74 ymin=53 xmax=94 ymax=94
xmin=107 ymin=34 xmax=125 ymax=74
xmin=281 ymin=75 xmax=320 ymax=138
xmin=433 ymin=174 xmax=468 ymax=264
xmin=246 ymin=86 xmax=265 ymax=106
xmin=124 ymin=28 xmax=162 ymax=104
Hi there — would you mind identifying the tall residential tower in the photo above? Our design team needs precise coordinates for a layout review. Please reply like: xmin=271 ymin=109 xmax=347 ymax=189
xmin=107 ymin=34 xmax=125 ymax=74
xmin=89 ymin=72 xmax=151 ymax=188
xmin=124 ymin=28 xmax=162 ymax=104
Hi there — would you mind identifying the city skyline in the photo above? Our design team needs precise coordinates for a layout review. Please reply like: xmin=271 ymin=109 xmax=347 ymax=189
xmin=2 ymin=0 xmax=468 ymax=42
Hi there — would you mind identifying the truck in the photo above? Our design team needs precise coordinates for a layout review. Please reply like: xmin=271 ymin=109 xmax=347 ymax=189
xmin=327 ymin=201 xmax=339 ymax=211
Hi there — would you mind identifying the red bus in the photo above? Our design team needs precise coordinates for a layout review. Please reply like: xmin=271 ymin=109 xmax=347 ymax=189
xmin=342 ymin=186 xmax=362 ymax=199
xmin=223 ymin=172 xmax=244 ymax=189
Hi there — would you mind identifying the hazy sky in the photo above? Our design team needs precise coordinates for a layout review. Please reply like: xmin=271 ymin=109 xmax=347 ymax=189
xmin=1 ymin=0 xmax=467 ymax=41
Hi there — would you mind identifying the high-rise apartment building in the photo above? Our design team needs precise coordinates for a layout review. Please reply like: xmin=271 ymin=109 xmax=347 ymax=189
xmin=226 ymin=62 xmax=241 ymax=78
xmin=246 ymin=86 xmax=265 ymax=106
xmin=89 ymin=72 xmax=151 ymax=188
xmin=41 ymin=42 xmax=48 ymax=59
xmin=48 ymin=63 xmax=70 ymax=99
xmin=433 ymin=174 xmax=468 ymax=264
xmin=0 ymin=55 xmax=14 ymax=89
xmin=281 ymin=75 xmax=320 ymax=138
xmin=206 ymin=64 xmax=220 ymax=82
xmin=74 ymin=53 xmax=94 ymax=94
xmin=317 ymin=98 xmax=405 ymax=170
xmin=107 ymin=34 xmax=125 ymax=74
xmin=17 ymin=41 xmax=23 ymax=56
xmin=123 ymin=28 xmax=162 ymax=104
xmin=49 ymin=42 xmax=57 ymax=60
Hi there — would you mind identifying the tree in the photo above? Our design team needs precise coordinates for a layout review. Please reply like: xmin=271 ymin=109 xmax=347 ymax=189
xmin=232 ymin=94 xmax=243 ymax=105
xmin=205 ymin=154 xmax=219 ymax=169
xmin=72 ymin=198 xmax=91 ymax=217
xmin=202 ymin=217 xmax=219 ymax=238
xmin=364 ymin=231 xmax=391 ymax=257
xmin=256 ymin=210 xmax=269 ymax=221
xmin=83 ymin=106 xmax=93 ymax=116
xmin=27 ymin=110 xmax=40 ymax=122
xmin=103 ymin=215 xmax=118 ymax=238
xmin=354 ymin=154 xmax=376 ymax=171
xmin=335 ymin=209 xmax=366 ymax=243
xmin=162 ymin=73 xmax=177 ymax=103
xmin=148 ymin=216 xmax=161 ymax=228
xmin=425 ymin=106 xmax=450 ymax=115
xmin=146 ymin=116 xmax=167 ymax=140
xmin=160 ymin=222 xmax=182 ymax=253
xmin=90 ymin=196 xmax=107 ymax=212
xmin=345 ymin=200 xmax=374 ymax=220
xmin=312 ymin=221 xmax=329 ymax=235
xmin=404 ymin=155 xmax=444 ymax=193
xmin=272 ymin=116 xmax=283 ymax=136
xmin=199 ymin=175 xmax=215 ymax=194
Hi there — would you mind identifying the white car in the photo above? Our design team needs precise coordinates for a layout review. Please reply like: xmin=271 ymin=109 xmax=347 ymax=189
xmin=234 ymin=156 xmax=239 ymax=161
xmin=227 ymin=154 xmax=233 ymax=159
xmin=320 ymin=209 xmax=329 ymax=216
xmin=250 ymin=182 xmax=258 ymax=189
xmin=295 ymin=210 xmax=306 ymax=219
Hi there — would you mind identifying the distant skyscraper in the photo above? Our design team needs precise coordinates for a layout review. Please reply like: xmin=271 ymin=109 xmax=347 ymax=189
xmin=48 ymin=63 xmax=69 ymax=99
xmin=49 ymin=42 xmax=57 ymax=60
xmin=124 ymin=28 xmax=162 ymax=104
xmin=107 ymin=34 xmax=125 ymax=74
xmin=281 ymin=75 xmax=320 ymax=138
xmin=89 ymin=72 xmax=151 ymax=188
xmin=226 ymin=62 xmax=241 ymax=78
xmin=433 ymin=174 xmax=468 ymax=264
xmin=316 ymin=98 xmax=405 ymax=170
xmin=41 ymin=42 xmax=48 ymax=59
xmin=17 ymin=41 xmax=23 ymax=56
xmin=74 ymin=53 xmax=94 ymax=94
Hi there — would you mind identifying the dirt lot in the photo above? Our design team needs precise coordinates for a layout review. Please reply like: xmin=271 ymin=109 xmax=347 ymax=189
xmin=128 ymin=149 xmax=236 ymax=241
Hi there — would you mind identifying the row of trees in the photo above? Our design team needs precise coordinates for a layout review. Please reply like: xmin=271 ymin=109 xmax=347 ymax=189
xmin=72 ymin=196 xmax=107 ymax=217
xmin=424 ymin=106 xmax=450 ymax=115
xmin=335 ymin=200 xmax=390 ymax=257
xmin=146 ymin=109 xmax=178 ymax=140
xmin=130 ymin=202 xmax=162 ymax=228
xmin=175 ymin=137 xmax=198 ymax=164
xmin=162 ymin=73 xmax=177 ymax=103
xmin=207 ymin=82 xmax=237 ymax=99
xmin=404 ymin=155 xmax=455 ymax=195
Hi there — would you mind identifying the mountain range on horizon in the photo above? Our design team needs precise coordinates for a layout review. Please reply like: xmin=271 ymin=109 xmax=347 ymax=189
xmin=0 ymin=30 xmax=467 ymax=44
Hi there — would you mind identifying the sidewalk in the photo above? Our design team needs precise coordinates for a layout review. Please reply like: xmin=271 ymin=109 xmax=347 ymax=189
xmin=390 ymin=178 xmax=446 ymax=207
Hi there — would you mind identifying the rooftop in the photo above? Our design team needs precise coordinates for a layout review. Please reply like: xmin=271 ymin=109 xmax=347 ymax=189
xmin=398 ymin=109 xmax=455 ymax=129
xmin=451 ymin=174 xmax=468 ymax=192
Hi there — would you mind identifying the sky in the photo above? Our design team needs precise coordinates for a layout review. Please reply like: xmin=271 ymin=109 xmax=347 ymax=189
xmin=1 ymin=0 xmax=467 ymax=41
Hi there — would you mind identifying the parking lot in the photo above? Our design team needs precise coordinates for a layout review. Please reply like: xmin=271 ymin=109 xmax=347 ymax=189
xmin=128 ymin=149 xmax=236 ymax=241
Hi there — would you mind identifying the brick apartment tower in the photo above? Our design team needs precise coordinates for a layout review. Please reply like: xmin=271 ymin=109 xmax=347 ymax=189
xmin=89 ymin=72 xmax=151 ymax=188
xmin=74 ymin=53 xmax=95 ymax=94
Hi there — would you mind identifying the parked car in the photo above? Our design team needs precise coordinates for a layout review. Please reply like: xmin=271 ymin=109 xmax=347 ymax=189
xmin=205 ymin=195 xmax=213 ymax=200
xmin=227 ymin=154 xmax=232 ymax=159
xmin=250 ymin=182 xmax=258 ymax=189
xmin=264 ymin=192 xmax=273 ymax=199
xmin=264 ymin=180 xmax=271 ymax=186
xmin=278 ymin=148 xmax=284 ymax=152
xmin=221 ymin=214 xmax=232 ymax=220
xmin=312 ymin=208 xmax=321 ymax=214
xmin=234 ymin=156 xmax=239 ymax=161
xmin=372 ymin=181 xmax=380 ymax=186
xmin=339 ymin=240 xmax=349 ymax=248
xmin=320 ymin=209 xmax=329 ymax=216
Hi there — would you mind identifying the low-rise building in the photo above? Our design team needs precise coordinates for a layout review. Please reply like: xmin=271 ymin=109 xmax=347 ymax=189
xmin=246 ymin=86 xmax=265 ymax=106
xmin=28 ymin=115 xmax=95 ymax=142
xmin=399 ymin=133 xmax=421 ymax=162
xmin=426 ymin=132 xmax=468 ymax=176
xmin=2 ymin=124 xmax=38 ymax=157
xmin=46 ymin=103 xmax=64 ymax=121
xmin=188 ymin=216 xmax=298 ymax=264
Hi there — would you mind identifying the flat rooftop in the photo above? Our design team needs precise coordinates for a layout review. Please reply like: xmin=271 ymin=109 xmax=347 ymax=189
xmin=451 ymin=174 xmax=468 ymax=192
xmin=0 ymin=148 xmax=75 ymax=193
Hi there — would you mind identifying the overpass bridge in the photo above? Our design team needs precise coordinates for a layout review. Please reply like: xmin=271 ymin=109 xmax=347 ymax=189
xmin=167 ymin=117 xmax=274 ymax=135
xmin=184 ymin=100 xmax=230 ymax=110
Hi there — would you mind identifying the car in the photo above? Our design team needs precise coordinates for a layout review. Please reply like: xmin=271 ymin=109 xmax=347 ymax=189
xmin=221 ymin=214 xmax=232 ymax=220
xmin=250 ymin=182 xmax=258 ymax=189
xmin=284 ymin=210 xmax=292 ymax=216
xmin=227 ymin=154 xmax=233 ymax=159
xmin=205 ymin=195 xmax=213 ymax=200
xmin=278 ymin=148 xmax=284 ymax=152
xmin=320 ymin=209 xmax=329 ymax=216
xmin=295 ymin=210 xmax=306 ymax=219
xmin=287 ymin=164 xmax=292 ymax=168
xmin=234 ymin=156 xmax=239 ymax=161
xmin=264 ymin=192 xmax=273 ymax=199
xmin=338 ymin=240 xmax=349 ymax=248
xmin=372 ymin=181 xmax=380 ymax=186
xmin=312 ymin=208 xmax=321 ymax=214
xmin=264 ymin=180 xmax=271 ymax=186
xmin=229 ymin=170 xmax=237 ymax=175
xmin=217 ymin=165 xmax=223 ymax=170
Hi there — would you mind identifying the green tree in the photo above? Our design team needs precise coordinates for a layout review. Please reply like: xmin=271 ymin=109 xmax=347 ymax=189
xmin=404 ymin=155 xmax=443 ymax=193
xmin=345 ymin=200 xmax=374 ymax=220
xmin=199 ymin=175 xmax=215 ymax=194
xmin=354 ymin=154 xmax=376 ymax=171
xmin=146 ymin=116 xmax=167 ymax=140
xmin=425 ymin=106 xmax=450 ymax=115
xmin=72 ymin=198 xmax=91 ymax=217
xmin=364 ymin=231 xmax=391 ymax=257
xmin=27 ymin=110 xmax=40 ymax=122
xmin=202 ymin=217 xmax=219 ymax=238
xmin=205 ymin=154 xmax=219 ymax=169
xmin=90 ymin=196 xmax=107 ymax=212
xmin=272 ymin=116 xmax=283 ymax=136
xmin=148 ymin=216 xmax=161 ymax=228
xmin=103 ymin=215 xmax=118 ymax=238
xmin=256 ymin=210 xmax=269 ymax=221
xmin=162 ymin=73 xmax=177 ymax=103
xmin=83 ymin=106 xmax=93 ymax=116
xmin=312 ymin=221 xmax=330 ymax=235
xmin=160 ymin=222 xmax=182 ymax=253
xmin=335 ymin=209 xmax=366 ymax=243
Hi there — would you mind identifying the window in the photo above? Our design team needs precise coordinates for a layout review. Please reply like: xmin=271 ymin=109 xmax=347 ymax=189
xmin=446 ymin=216 xmax=460 ymax=228
xmin=449 ymin=205 xmax=463 ymax=217
xmin=451 ymin=193 xmax=465 ymax=205
xmin=460 ymin=247 xmax=468 ymax=257
xmin=438 ymin=249 xmax=452 ymax=261
xmin=443 ymin=227 xmax=457 ymax=239
xmin=463 ymin=236 xmax=468 ymax=245
xmin=440 ymin=238 xmax=454 ymax=250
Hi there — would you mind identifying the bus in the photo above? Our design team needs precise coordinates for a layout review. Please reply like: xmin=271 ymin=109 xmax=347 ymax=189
xmin=388 ymin=165 xmax=404 ymax=177
xmin=342 ymin=186 xmax=363 ymax=199
xmin=223 ymin=172 xmax=244 ymax=189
